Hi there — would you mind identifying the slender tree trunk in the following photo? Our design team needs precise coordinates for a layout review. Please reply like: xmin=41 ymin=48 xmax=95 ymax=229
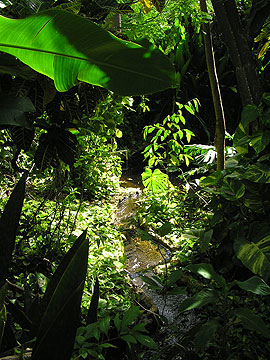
xmin=200 ymin=0 xmax=226 ymax=170
xmin=211 ymin=0 xmax=262 ymax=106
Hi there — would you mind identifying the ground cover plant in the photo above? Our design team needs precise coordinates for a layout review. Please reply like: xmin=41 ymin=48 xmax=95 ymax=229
xmin=1 ymin=0 xmax=270 ymax=359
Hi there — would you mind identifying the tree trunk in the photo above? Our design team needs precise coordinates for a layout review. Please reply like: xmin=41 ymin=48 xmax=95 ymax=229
xmin=211 ymin=0 xmax=262 ymax=106
xmin=200 ymin=0 xmax=226 ymax=170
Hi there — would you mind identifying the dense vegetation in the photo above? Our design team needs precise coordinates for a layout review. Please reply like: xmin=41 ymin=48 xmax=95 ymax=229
xmin=1 ymin=0 xmax=270 ymax=359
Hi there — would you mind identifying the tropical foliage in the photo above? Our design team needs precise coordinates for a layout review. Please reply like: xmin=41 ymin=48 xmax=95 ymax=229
xmin=1 ymin=0 xmax=270 ymax=359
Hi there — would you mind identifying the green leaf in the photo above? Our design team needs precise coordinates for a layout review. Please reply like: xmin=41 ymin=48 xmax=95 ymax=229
xmin=120 ymin=306 xmax=140 ymax=331
xmin=0 ymin=174 xmax=26 ymax=287
xmin=132 ymin=323 xmax=147 ymax=332
xmin=100 ymin=342 xmax=117 ymax=348
xmin=200 ymin=171 xmax=223 ymax=187
xmin=234 ymin=232 xmax=270 ymax=280
xmin=200 ymin=229 xmax=213 ymax=252
xmin=250 ymin=131 xmax=270 ymax=153
xmin=133 ymin=333 xmax=158 ymax=350
xmin=86 ymin=277 xmax=99 ymax=325
xmin=243 ymin=163 xmax=270 ymax=183
xmin=235 ymin=308 xmax=270 ymax=338
xmin=194 ymin=320 xmax=220 ymax=352
xmin=114 ymin=313 xmax=121 ymax=333
xmin=0 ymin=10 xmax=176 ymax=95
xmin=32 ymin=230 xmax=89 ymax=360
xmin=185 ymin=263 xmax=225 ymax=287
xmin=179 ymin=289 xmax=219 ymax=312
xmin=121 ymin=334 xmax=137 ymax=345
xmin=184 ymin=104 xmax=195 ymax=115
xmin=140 ymin=275 xmax=163 ymax=290
xmin=166 ymin=270 xmax=183 ymax=286
xmin=236 ymin=276 xmax=270 ymax=295
xmin=158 ymin=222 xmax=172 ymax=237
xmin=166 ymin=286 xmax=187 ymax=295
xmin=98 ymin=316 xmax=110 ymax=336
xmin=239 ymin=105 xmax=259 ymax=133
xmin=84 ymin=323 xmax=100 ymax=341
xmin=220 ymin=179 xmax=245 ymax=201
xmin=141 ymin=168 xmax=170 ymax=192
xmin=0 ymin=95 xmax=35 ymax=129
xmin=185 ymin=128 xmax=195 ymax=143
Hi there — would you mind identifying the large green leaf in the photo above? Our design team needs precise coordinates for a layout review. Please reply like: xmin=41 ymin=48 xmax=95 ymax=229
xmin=235 ymin=308 xmax=270 ymax=338
xmin=0 ymin=10 xmax=176 ymax=95
xmin=0 ymin=95 xmax=35 ymax=129
xmin=120 ymin=306 xmax=140 ymax=331
xmin=220 ymin=178 xmax=245 ymax=201
xmin=243 ymin=163 xmax=270 ymax=183
xmin=194 ymin=320 xmax=220 ymax=352
xmin=179 ymin=289 xmax=219 ymax=312
xmin=0 ymin=174 xmax=26 ymax=287
xmin=185 ymin=263 xmax=225 ymax=288
xmin=32 ymin=230 xmax=89 ymax=360
xmin=141 ymin=168 xmax=170 ymax=192
xmin=236 ymin=276 xmax=270 ymax=296
xmin=234 ymin=232 xmax=270 ymax=280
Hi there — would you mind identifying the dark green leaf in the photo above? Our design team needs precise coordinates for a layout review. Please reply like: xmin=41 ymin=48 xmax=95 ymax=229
xmin=235 ymin=308 xmax=270 ymax=338
xmin=0 ymin=95 xmax=35 ymax=129
xmin=179 ymin=289 xmax=219 ymax=312
xmin=120 ymin=306 xmax=140 ymax=331
xmin=0 ymin=174 xmax=26 ymax=287
xmin=158 ymin=222 xmax=172 ymax=237
xmin=236 ymin=276 xmax=270 ymax=295
xmin=6 ymin=300 xmax=32 ymax=330
xmin=114 ymin=313 xmax=121 ymax=333
xmin=140 ymin=275 xmax=163 ymax=290
xmin=166 ymin=286 xmax=187 ymax=295
xmin=240 ymin=105 xmax=259 ymax=132
xmin=121 ymin=334 xmax=137 ymax=344
xmin=200 ymin=229 xmax=213 ymax=252
xmin=32 ymin=230 xmax=89 ymax=360
xmin=98 ymin=316 xmax=110 ymax=336
xmin=132 ymin=323 xmax=147 ymax=332
xmin=250 ymin=130 xmax=270 ymax=153
xmin=8 ymin=126 xmax=34 ymax=150
xmin=185 ymin=263 xmax=225 ymax=287
xmin=220 ymin=179 xmax=245 ymax=201
xmin=166 ymin=270 xmax=183 ymax=286
xmin=0 ymin=52 xmax=36 ymax=79
xmin=133 ymin=333 xmax=158 ymax=350
xmin=86 ymin=277 xmax=99 ymax=325
xmin=34 ymin=127 xmax=78 ymax=170
xmin=243 ymin=163 xmax=270 ymax=183
xmin=194 ymin=320 xmax=220 ymax=352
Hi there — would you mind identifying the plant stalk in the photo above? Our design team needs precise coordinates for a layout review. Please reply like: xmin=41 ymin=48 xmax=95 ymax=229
xmin=200 ymin=0 xmax=226 ymax=170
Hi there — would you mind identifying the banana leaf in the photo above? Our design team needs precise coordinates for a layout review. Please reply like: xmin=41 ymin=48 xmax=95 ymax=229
xmin=0 ymin=9 xmax=176 ymax=95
